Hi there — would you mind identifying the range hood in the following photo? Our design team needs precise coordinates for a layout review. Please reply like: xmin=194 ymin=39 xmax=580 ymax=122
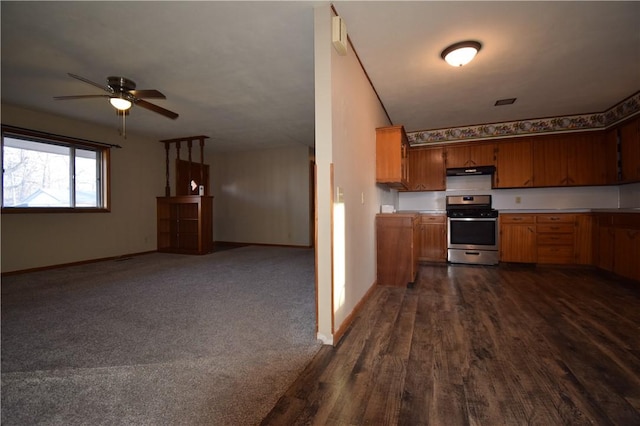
xmin=446 ymin=165 xmax=496 ymax=176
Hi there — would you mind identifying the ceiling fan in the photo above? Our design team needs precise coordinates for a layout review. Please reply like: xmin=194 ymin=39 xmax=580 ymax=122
xmin=53 ymin=73 xmax=179 ymax=120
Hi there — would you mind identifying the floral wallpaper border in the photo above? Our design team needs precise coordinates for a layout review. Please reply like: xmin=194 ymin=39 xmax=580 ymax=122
xmin=407 ymin=91 xmax=640 ymax=145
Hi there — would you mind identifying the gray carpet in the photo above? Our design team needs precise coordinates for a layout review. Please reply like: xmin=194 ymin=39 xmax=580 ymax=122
xmin=1 ymin=246 xmax=321 ymax=425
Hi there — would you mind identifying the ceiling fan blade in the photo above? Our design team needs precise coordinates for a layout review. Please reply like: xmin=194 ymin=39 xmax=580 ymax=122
xmin=127 ymin=89 xmax=166 ymax=99
xmin=135 ymin=99 xmax=179 ymax=120
xmin=54 ymin=94 xmax=110 ymax=100
xmin=67 ymin=73 xmax=111 ymax=93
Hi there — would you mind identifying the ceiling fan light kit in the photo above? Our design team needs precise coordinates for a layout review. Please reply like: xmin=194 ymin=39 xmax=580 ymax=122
xmin=441 ymin=40 xmax=482 ymax=67
xmin=109 ymin=97 xmax=132 ymax=111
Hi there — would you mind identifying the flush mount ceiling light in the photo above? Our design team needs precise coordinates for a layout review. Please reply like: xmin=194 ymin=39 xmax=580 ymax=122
xmin=109 ymin=96 xmax=132 ymax=111
xmin=441 ymin=41 xmax=482 ymax=67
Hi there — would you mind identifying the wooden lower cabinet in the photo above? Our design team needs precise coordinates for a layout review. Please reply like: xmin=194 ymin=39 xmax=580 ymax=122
xmin=376 ymin=213 xmax=419 ymax=286
xmin=594 ymin=213 xmax=640 ymax=282
xmin=499 ymin=214 xmax=537 ymax=263
xmin=417 ymin=214 xmax=447 ymax=262
xmin=536 ymin=214 xmax=576 ymax=264
xmin=500 ymin=213 xmax=584 ymax=265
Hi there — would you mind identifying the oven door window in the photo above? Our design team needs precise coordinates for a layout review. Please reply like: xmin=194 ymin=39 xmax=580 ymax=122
xmin=449 ymin=219 xmax=497 ymax=246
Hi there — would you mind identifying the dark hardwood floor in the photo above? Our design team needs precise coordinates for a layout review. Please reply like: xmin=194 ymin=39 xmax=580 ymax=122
xmin=262 ymin=264 xmax=640 ymax=425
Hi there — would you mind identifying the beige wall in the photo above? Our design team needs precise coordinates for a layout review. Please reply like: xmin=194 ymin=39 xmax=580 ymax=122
xmin=1 ymin=104 xmax=165 ymax=273
xmin=314 ymin=6 xmax=393 ymax=344
xmin=209 ymin=145 xmax=312 ymax=246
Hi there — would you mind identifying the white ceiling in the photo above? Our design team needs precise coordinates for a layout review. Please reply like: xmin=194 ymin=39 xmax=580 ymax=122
xmin=2 ymin=1 xmax=639 ymax=152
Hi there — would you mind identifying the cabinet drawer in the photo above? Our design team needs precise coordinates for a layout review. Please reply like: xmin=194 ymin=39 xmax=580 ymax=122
xmin=538 ymin=233 xmax=574 ymax=245
xmin=537 ymin=224 xmax=575 ymax=234
xmin=500 ymin=214 xmax=535 ymax=224
xmin=536 ymin=214 xmax=576 ymax=223
xmin=420 ymin=214 xmax=446 ymax=224
xmin=538 ymin=246 xmax=574 ymax=264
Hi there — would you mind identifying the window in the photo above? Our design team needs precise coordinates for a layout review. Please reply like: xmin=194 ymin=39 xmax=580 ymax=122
xmin=1 ymin=125 xmax=111 ymax=212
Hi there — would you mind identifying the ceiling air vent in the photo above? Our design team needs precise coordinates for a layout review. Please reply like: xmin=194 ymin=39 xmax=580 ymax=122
xmin=495 ymin=98 xmax=517 ymax=106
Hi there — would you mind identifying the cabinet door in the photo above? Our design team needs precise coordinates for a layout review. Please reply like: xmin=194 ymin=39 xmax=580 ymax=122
xmin=597 ymin=227 xmax=615 ymax=272
xmin=418 ymin=215 xmax=447 ymax=262
xmin=619 ymin=116 xmax=640 ymax=183
xmin=445 ymin=144 xmax=470 ymax=168
xmin=603 ymin=128 xmax=620 ymax=184
xmin=408 ymin=147 xmax=445 ymax=191
xmin=533 ymin=135 xmax=568 ymax=187
xmin=566 ymin=132 xmax=609 ymax=186
xmin=614 ymin=228 xmax=640 ymax=281
xmin=500 ymin=215 xmax=536 ymax=263
xmin=445 ymin=142 xmax=495 ymax=168
xmin=495 ymin=138 xmax=533 ymax=188
xmin=500 ymin=224 xmax=537 ymax=263
xmin=468 ymin=143 xmax=496 ymax=166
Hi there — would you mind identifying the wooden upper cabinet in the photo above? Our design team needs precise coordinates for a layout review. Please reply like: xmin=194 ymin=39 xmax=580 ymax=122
xmin=494 ymin=138 xmax=533 ymax=188
xmin=619 ymin=116 xmax=640 ymax=183
xmin=376 ymin=125 xmax=409 ymax=189
xmin=604 ymin=127 xmax=621 ymax=184
xmin=533 ymin=132 xmax=610 ymax=187
xmin=445 ymin=142 xmax=495 ymax=168
xmin=407 ymin=147 xmax=445 ymax=191
xmin=532 ymin=135 xmax=567 ymax=187
xmin=567 ymin=131 xmax=610 ymax=186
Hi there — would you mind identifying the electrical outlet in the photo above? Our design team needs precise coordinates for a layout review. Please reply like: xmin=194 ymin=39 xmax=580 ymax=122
xmin=361 ymin=192 xmax=364 ymax=204
xmin=515 ymin=196 xmax=522 ymax=204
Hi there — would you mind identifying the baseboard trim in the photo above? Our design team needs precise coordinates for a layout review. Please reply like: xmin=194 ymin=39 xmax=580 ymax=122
xmin=214 ymin=240 xmax=313 ymax=249
xmin=1 ymin=250 xmax=156 ymax=277
xmin=332 ymin=280 xmax=378 ymax=347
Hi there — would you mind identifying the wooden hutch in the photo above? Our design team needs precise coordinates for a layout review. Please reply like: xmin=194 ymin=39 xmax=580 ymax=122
xmin=156 ymin=135 xmax=213 ymax=254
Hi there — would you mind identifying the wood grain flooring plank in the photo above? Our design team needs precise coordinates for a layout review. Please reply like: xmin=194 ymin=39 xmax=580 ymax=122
xmin=262 ymin=264 xmax=640 ymax=425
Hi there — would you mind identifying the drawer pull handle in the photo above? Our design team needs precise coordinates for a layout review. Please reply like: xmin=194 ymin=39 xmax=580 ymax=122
xmin=465 ymin=252 xmax=481 ymax=256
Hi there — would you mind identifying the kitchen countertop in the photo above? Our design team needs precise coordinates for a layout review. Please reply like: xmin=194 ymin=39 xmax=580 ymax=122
xmin=394 ymin=208 xmax=640 ymax=214
xmin=500 ymin=208 xmax=640 ymax=213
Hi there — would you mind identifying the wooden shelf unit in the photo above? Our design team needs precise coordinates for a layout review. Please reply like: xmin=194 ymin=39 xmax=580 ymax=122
xmin=157 ymin=195 xmax=213 ymax=255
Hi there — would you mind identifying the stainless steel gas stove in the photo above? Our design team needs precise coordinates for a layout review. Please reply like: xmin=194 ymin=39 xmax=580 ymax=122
xmin=446 ymin=195 xmax=499 ymax=265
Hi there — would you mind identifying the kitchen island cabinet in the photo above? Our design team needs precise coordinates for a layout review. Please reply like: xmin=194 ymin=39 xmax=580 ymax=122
xmin=376 ymin=213 xmax=419 ymax=287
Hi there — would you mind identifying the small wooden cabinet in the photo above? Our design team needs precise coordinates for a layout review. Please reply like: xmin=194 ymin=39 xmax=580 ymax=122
xmin=499 ymin=214 xmax=537 ymax=263
xmin=376 ymin=125 xmax=409 ymax=189
xmin=445 ymin=142 xmax=495 ymax=168
xmin=376 ymin=213 xmax=419 ymax=286
xmin=417 ymin=214 xmax=447 ymax=262
xmin=157 ymin=196 xmax=213 ymax=255
xmin=407 ymin=147 xmax=445 ymax=191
